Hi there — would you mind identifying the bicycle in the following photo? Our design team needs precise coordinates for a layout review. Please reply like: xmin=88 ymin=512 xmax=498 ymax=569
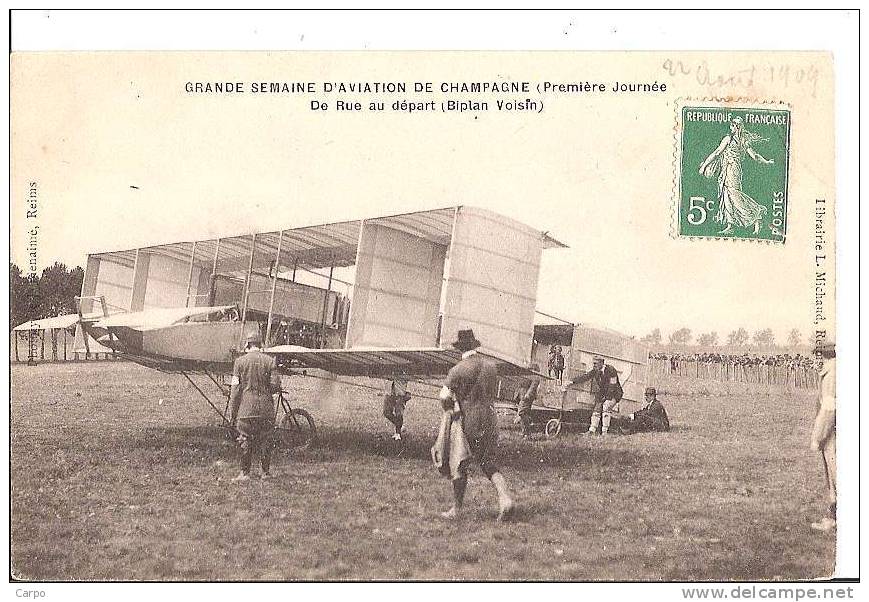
xmin=274 ymin=389 xmax=317 ymax=449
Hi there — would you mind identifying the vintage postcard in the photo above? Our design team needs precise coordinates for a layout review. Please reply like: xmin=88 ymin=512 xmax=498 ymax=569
xmin=9 ymin=40 xmax=850 ymax=587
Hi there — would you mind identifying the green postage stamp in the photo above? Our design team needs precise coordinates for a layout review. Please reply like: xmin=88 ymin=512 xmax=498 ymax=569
xmin=677 ymin=104 xmax=791 ymax=243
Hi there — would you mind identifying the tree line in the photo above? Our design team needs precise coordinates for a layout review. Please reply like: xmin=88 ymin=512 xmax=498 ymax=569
xmin=9 ymin=262 xmax=84 ymax=331
xmin=639 ymin=326 xmax=805 ymax=349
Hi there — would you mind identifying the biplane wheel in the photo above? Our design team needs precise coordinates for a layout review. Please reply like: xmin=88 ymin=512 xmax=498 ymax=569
xmin=544 ymin=418 xmax=562 ymax=438
xmin=277 ymin=409 xmax=317 ymax=449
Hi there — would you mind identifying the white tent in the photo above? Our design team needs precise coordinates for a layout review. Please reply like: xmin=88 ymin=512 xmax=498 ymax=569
xmin=12 ymin=313 xmax=114 ymax=359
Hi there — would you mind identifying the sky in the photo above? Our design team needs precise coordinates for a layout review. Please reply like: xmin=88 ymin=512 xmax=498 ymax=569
xmin=10 ymin=51 xmax=835 ymax=344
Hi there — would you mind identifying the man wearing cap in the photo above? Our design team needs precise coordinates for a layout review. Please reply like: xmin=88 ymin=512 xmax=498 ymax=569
xmin=629 ymin=387 xmax=671 ymax=433
xmin=438 ymin=329 xmax=515 ymax=521
xmin=562 ymin=356 xmax=623 ymax=435
xmin=810 ymin=339 xmax=836 ymax=532
xmin=228 ymin=330 xmax=282 ymax=482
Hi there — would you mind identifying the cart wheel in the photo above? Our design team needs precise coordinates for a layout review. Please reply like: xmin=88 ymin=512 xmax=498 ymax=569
xmin=277 ymin=409 xmax=316 ymax=449
xmin=544 ymin=418 xmax=562 ymax=438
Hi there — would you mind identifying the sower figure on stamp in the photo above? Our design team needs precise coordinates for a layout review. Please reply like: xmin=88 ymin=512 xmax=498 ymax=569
xmin=698 ymin=116 xmax=774 ymax=236
xmin=437 ymin=329 xmax=514 ymax=521
xmin=810 ymin=339 xmax=836 ymax=532
xmin=229 ymin=331 xmax=282 ymax=482
xmin=562 ymin=356 xmax=623 ymax=435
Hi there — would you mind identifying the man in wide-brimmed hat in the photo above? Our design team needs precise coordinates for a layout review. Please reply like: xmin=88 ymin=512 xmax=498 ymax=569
xmin=810 ymin=338 xmax=836 ymax=531
xmin=437 ymin=329 xmax=514 ymax=520
xmin=228 ymin=330 xmax=282 ymax=482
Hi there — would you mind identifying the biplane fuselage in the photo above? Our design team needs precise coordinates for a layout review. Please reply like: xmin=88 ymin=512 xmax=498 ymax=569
xmin=83 ymin=306 xmax=253 ymax=365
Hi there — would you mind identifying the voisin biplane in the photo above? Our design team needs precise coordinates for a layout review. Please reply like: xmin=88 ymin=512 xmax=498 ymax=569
xmin=75 ymin=206 xmax=567 ymax=442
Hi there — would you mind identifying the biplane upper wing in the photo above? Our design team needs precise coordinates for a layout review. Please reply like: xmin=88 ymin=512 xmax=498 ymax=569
xmin=265 ymin=345 xmax=543 ymax=378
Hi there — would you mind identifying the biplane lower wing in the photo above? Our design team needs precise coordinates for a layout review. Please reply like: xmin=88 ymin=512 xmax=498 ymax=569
xmin=265 ymin=345 xmax=542 ymax=378
xmin=110 ymin=351 xmax=233 ymax=375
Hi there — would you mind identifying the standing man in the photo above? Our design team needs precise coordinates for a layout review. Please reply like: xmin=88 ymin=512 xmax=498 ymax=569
xmin=517 ymin=364 xmax=541 ymax=440
xmin=229 ymin=331 xmax=282 ymax=482
xmin=547 ymin=346 xmax=558 ymax=378
xmin=383 ymin=376 xmax=412 ymax=441
xmin=438 ymin=329 xmax=514 ymax=521
xmin=553 ymin=346 xmax=566 ymax=384
xmin=810 ymin=339 xmax=836 ymax=532
xmin=562 ymin=356 xmax=623 ymax=435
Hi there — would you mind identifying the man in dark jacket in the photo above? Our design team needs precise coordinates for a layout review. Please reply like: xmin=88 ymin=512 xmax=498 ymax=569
xmin=516 ymin=365 xmax=541 ymax=440
xmin=562 ymin=356 xmax=623 ymax=435
xmin=552 ymin=347 xmax=565 ymax=383
xmin=438 ymin=329 xmax=514 ymax=521
xmin=629 ymin=387 xmax=671 ymax=432
xmin=382 ymin=377 xmax=412 ymax=441
xmin=229 ymin=331 xmax=282 ymax=482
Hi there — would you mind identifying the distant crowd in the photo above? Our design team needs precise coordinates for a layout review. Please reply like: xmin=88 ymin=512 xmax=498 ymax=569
xmin=649 ymin=351 xmax=819 ymax=388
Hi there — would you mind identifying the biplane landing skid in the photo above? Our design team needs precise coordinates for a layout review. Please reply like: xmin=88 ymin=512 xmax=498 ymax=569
xmin=178 ymin=371 xmax=317 ymax=451
xmin=108 ymin=349 xmax=317 ymax=449
xmin=178 ymin=369 xmax=234 ymax=434
xmin=176 ymin=374 xmax=317 ymax=450
xmin=105 ymin=350 xmax=235 ymax=434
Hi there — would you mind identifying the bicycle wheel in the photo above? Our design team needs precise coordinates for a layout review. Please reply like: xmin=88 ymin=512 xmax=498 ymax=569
xmin=277 ymin=408 xmax=316 ymax=449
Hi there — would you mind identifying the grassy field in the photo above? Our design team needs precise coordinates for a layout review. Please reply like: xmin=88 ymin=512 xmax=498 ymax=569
xmin=10 ymin=362 xmax=834 ymax=581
